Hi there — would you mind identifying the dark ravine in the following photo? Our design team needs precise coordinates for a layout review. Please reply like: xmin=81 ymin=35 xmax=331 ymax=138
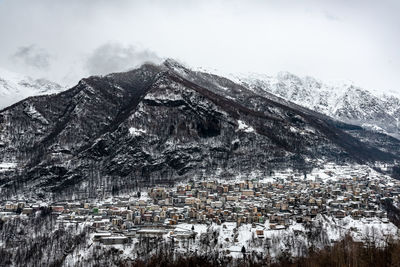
xmin=0 ymin=60 xmax=398 ymax=198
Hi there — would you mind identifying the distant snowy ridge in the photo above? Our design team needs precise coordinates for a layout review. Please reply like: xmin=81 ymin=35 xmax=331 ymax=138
xmin=233 ymin=71 xmax=400 ymax=139
xmin=0 ymin=67 xmax=64 ymax=109
xmin=185 ymin=63 xmax=400 ymax=139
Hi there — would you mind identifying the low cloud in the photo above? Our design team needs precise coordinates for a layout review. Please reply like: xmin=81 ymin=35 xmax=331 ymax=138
xmin=12 ymin=45 xmax=51 ymax=69
xmin=85 ymin=43 xmax=162 ymax=76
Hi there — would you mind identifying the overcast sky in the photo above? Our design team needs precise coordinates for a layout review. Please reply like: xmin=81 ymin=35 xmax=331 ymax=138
xmin=0 ymin=0 xmax=399 ymax=93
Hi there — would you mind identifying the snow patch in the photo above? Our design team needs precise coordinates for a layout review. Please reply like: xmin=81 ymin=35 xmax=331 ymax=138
xmin=0 ymin=162 xmax=17 ymax=172
xmin=144 ymin=91 xmax=184 ymax=102
xmin=362 ymin=123 xmax=387 ymax=134
xmin=237 ymin=120 xmax=255 ymax=133
xmin=24 ymin=105 xmax=49 ymax=124
xmin=129 ymin=127 xmax=147 ymax=136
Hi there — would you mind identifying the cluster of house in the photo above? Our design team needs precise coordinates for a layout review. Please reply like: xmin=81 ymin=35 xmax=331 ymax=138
xmin=1 ymin=165 xmax=399 ymax=244
xmin=144 ymin=174 xmax=398 ymax=228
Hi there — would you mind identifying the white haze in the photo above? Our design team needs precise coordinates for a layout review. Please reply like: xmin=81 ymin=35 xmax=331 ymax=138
xmin=0 ymin=0 xmax=399 ymax=93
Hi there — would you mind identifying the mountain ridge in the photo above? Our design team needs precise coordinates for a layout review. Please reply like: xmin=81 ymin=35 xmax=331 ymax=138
xmin=0 ymin=60 xmax=398 ymax=199
xmin=236 ymin=71 xmax=400 ymax=139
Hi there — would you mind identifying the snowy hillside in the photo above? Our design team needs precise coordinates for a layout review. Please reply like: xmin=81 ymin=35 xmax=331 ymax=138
xmin=0 ymin=67 xmax=64 ymax=109
xmin=236 ymin=72 xmax=400 ymax=139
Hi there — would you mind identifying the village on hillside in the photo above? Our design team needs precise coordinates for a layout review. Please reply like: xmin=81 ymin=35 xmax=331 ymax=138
xmin=1 ymin=163 xmax=399 ymax=252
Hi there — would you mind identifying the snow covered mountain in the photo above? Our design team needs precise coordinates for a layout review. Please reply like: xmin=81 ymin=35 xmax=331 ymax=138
xmin=0 ymin=59 xmax=399 ymax=198
xmin=0 ymin=68 xmax=64 ymax=109
xmin=237 ymin=72 xmax=400 ymax=139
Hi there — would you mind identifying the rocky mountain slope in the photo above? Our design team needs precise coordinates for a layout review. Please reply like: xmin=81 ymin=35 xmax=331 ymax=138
xmin=0 ymin=68 xmax=63 ymax=109
xmin=237 ymin=72 xmax=400 ymax=139
xmin=0 ymin=60 xmax=398 ymax=198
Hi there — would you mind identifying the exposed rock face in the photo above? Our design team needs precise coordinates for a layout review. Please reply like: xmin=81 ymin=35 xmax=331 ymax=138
xmin=0 ymin=60 xmax=398 ymax=198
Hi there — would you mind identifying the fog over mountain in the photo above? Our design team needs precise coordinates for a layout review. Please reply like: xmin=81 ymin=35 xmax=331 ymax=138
xmin=0 ymin=0 xmax=399 ymax=93
xmin=0 ymin=67 xmax=63 ymax=109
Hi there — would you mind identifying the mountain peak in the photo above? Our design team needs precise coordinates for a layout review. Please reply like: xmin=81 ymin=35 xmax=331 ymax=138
xmin=161 ymin=58 xmax=192 ymax=76
xmin=276 ymin=71 xmax=300 ymax=81
xmin=0 ymin=63 xmax=398 ymax=196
